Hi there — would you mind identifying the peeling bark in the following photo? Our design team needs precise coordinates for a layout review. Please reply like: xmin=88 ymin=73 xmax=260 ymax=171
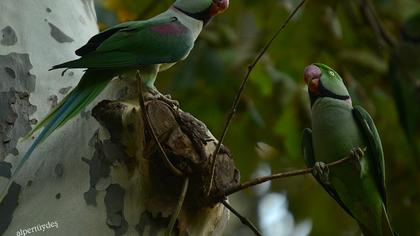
xmin=1 ymin=26 xmax=18 ymax=46
xmin=91 ymin=97 xmax=240 ymax=235
xmin=0 ymin=0 xmax=235 ymax=235
xmin=92 ymin=99 xmax=241 ymax=204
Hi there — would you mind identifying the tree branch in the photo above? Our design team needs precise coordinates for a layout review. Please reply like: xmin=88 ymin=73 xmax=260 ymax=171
xmin=207 ymin=0 xmax=308 ymax=195
xmin=137 ymin=71 xmax=184 ymax=177
xmin=221 ymin=200 xmax=262 ymax=236
xmin=359 ymin=0 xmax=396 ymax=48
xmin=166 ymin=177 xmax=189 ymax=236
xmin=224 ymin=148 xmax=364 ymax=196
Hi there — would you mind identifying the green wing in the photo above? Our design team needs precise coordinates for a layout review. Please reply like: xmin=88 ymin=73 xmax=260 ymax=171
xmin=51 ymin=16 xmax=194 ymax=69
xmin=353 ymin=106 xmax=387 ymax=206
xmin=302 ymin=128 xmax=316 ymax=167
xmin=302 ymin=128 xmax=355 ymax=218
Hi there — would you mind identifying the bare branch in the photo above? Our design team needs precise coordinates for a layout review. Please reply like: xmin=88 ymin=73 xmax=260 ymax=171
xmin=221 ymin=200 xmax=262 ymax=236
xmin=359 ymin=0 xmax=396 ymax=48
xmin=207 ymin=0 xmax=308 ymax=195
xmin=137 ymin=71 xmax=184 ymax=177
xmin=224 ymin=149 xmax=364 ymax=196
xmin=166 ymin=177 xmax=190 ymax=236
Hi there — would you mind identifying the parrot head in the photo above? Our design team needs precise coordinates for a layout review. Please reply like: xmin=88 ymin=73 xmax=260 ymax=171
xmin=173 ymin=0 xmax=229 ymax=24
xmin=303 ymin=63 xmax=352 ymax=107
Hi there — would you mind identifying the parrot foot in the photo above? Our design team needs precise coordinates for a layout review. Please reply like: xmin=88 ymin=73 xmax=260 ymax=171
xmin=312 ymin=162 xmax=330 ymax=184
xmin=157 ymin=94 xmax=180 ymax=108
xmin=349 ymin=147 xmax=366 ymax=173
xmin=144 ymin=90 xmax=180 ymax=108
xmin=349 ymin=147 xmax=365 ymax=161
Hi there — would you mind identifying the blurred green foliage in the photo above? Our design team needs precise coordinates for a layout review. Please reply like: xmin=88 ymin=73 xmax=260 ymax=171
xmin=95 ymin=0 xmax=420 ymax=235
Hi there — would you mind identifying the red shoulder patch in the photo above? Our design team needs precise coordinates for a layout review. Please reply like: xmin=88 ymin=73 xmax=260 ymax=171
xmin=150 ymin=22 xmax=187 ymax=35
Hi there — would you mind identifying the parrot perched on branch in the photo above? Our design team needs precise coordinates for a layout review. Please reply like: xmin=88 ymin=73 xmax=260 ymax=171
xmin=0 ymin=0 xmax=229 ymax=199
xmin=301 ymin=63 xmax=396 ymax=236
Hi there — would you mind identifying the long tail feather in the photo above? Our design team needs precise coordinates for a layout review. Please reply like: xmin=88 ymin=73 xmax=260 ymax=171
xmin=1 ymin=70 xmax=111 ymax=200
xmin=49 ymin=59 xmax=82 ymax=70
xmin=358 ymin=203 xmax=396 ymax=236
xmin=381 ymin=203 xmax=397 ymax=236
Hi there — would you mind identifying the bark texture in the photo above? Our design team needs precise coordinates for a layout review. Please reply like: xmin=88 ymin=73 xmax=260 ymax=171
xmin=0 ymin=1 xmax=237 ymax=235
xmin=92 ymin=96 xmax=240 ymax=235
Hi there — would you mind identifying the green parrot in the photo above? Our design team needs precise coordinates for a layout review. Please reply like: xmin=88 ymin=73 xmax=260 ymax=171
xmin=301 ymin=63 xmax=396 ymax=236
xmin=0 ymin=0 xmax=229 ymax=199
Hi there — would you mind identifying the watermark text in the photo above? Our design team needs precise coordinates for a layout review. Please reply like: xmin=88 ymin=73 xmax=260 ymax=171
xmin=16 ymin=221 xmax=58 ymax=236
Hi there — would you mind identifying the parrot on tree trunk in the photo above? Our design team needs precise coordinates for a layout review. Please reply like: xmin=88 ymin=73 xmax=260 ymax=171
xmin=301 ymin=63 xmax=397 ymax=236
xmin=0 ymin=0 xmax=229 ymax=200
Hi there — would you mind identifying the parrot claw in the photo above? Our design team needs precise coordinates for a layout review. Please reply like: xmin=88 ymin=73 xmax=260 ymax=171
xmin=313 ymin=162 xmax=330 ymax=184
xmin=156 ymin=94 xmax=180 ymax=108
xmin=144 ymin=89 xmax=180 ymax=108
xmin=349 ymin=147 xmax=366 ymax=173
xmin=350 ymin=147 xmax=366 ymax=161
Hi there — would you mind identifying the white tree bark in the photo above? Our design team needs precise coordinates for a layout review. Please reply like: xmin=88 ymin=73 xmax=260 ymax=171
xmin=0 ymin=1 xmax=236 ymax=235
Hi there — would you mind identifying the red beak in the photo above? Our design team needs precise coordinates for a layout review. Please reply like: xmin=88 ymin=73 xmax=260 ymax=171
xmin=304 ymin=64 xmax=321 ymax=94
xmin=210 ymin=0 xmax=229 ymax=16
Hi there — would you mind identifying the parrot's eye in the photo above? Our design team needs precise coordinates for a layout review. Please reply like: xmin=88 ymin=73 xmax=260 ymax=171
xmin=329 ymin=70 xmax=335 ymax=77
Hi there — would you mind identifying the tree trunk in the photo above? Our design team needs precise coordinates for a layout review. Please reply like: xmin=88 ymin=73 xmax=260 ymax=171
xmin=0 ymin=1 xmax=239 ymax=235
